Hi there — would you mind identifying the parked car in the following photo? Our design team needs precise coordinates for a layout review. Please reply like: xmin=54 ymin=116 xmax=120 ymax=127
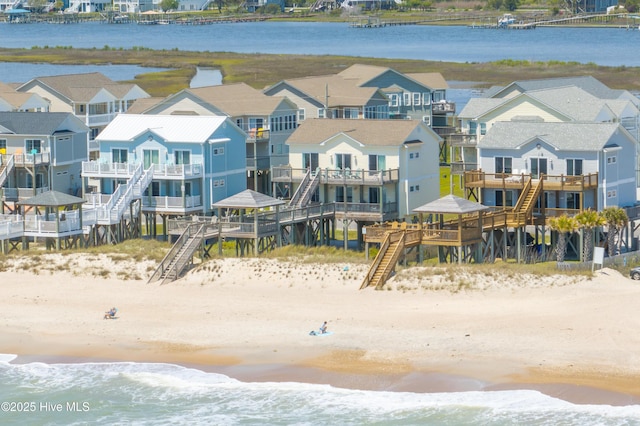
xmin=630 ymin=267 xmax=640 ymax=280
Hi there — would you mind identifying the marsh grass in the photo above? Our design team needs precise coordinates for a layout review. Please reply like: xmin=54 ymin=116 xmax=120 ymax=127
xmin=2 ymin=48 xmax=638 ymax=98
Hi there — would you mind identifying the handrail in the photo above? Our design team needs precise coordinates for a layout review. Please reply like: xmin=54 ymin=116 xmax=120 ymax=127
xmin=0 ymin=155 xmax=14 ymax=188
xmin=361 ymin=231 xmax=392 ymax=289
xmin=148 ymin=223 xmax=200 ymax=283
xmin=289 ymin=169 xmax=310 ymax=207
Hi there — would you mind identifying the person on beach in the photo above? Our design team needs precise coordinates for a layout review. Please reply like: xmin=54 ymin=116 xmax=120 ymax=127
xmin=104 ymin=307 xmax=117 ymax=319
xmin=319 ymin=321 xmax=328 ymax=334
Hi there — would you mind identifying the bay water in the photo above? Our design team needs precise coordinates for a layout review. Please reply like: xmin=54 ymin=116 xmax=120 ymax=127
xmin=2 ymin=21 xmax=640 ymax=424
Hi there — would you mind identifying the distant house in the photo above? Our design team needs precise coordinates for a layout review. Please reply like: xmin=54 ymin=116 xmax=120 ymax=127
xmin=337 ymin=64 xmax=454 ymax=131
xmin=243 ymin=0 xmax=284 ymax=12
xmin=273 ymin=119 xmax=441 ymax=222
xmin=0 ymin=112 xmax=89 ymax=210
xmin=0 ymin=82 xmax=49 ymax=112
xmin=129 ymin=83 xmax=300 ymax=195
xmin=16 ymin=72 xmax=150 ymax=156
xmin=263 ymin=74 xmax=390 ymax=122
xmin=83 ymin=114 xmax=246 ymax=217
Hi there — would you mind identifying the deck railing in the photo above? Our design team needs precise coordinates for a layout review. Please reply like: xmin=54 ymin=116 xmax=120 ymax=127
xmin=272 ymin=166 xmax=400 ymax=185
xmin=142 ymin=195 xmax=203 ymax=210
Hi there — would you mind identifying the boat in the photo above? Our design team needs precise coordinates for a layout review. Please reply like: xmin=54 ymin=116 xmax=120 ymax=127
xmin=498 ymin=13 xmax=516 ymax=27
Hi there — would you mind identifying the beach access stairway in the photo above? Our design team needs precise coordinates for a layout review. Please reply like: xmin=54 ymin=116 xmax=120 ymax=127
xmin=507 ymin=178 xmax=542 ymax=227
xmin=288 ymin=169 xmax=320 ymax=209
xmin=148 ymin=223 xmax=205 ymax=284
xmin=83 ymin=164 xmax=153 ymax=228
xmin=361 ymin=225 xmax=421 ymax=290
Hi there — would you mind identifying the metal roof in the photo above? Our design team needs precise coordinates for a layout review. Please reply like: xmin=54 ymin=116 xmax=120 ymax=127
xmin=211 ymin=189 xmax=285 ymax=209
xmin=413 ymin=195 xmax=489 ymax=214
xmin=96 ymin=114 xmax=229 ymax=142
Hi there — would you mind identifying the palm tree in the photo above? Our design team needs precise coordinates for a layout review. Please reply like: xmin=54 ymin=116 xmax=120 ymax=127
xmin=548 ymin=215 xmax=579 ymax=263
xmin=574 ymin=209 xmax=605 ymax=262
xmin=601 ymin=207 xmax=629 ymax=257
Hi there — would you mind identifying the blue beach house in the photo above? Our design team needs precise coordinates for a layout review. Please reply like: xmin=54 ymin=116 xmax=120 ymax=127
xmin=82 ymin=114 xmax=246 ymax=219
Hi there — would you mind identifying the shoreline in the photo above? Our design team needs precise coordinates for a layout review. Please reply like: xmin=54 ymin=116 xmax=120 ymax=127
xmin=2 ymin=254 xmax=640 ymax=407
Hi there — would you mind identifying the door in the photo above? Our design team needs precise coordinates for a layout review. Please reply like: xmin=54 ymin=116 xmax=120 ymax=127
xmin=143 ymin=150 xmax=160 ymax=170
xmin=530 ymin=158 xmax=548 ymax=179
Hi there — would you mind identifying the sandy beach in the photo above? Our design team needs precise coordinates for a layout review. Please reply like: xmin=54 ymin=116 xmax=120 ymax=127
xmin=2 ymin=253 xmax=640 ymax=406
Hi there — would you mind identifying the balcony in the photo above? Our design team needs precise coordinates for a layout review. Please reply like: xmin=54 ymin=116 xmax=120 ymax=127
xmin=272 ymin=166 xmax=400 ymax=185
xmin=2 ymin=187 xmax=49 ymax=202
xmin=82 ymin=162 xmax=204 ymax=179
xmin=85 ymin=112 xmax=117 ymax=127
xmin=432 ymin=101 xmax=456 ymax=114
xmin=236 ymin=124 xmax=270 ymax=142
xmin=246 ymin=156 xmax=271 ymax=171
xmin=142 ymin=195 xmax=203 ymax=213
xmin=446 ymin=133 xmax=477 ymax=146
xmin=464 ymin=170 xmax=599 ymax=191
xmin=13 ymin=152 xmax=51 ymax=166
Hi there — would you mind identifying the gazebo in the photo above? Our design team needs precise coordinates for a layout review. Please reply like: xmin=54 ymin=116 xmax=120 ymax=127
xmin=211 ymin=189 xmax=285 ymax=255
xmin=413 ymin=194 xmax=489 ymax=264
xmin=18 ymin=191 xmax=86 ymax=250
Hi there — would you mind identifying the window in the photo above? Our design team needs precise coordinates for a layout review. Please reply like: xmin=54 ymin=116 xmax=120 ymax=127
xmin=389 ymin=94 xmax=399 ymax=107
xmin=344 ymin=108 xmax=359 ymax=119
xmin=403 ymin=92 xmax=411 ymax=106
xmin=495 ymin=157 xmax=512 ymax=174
xmin=336 ymin=186 xmax=353 ymax=203
xmin=303 ymin=153 xmax=319 ymax=171
xmin=530 ymin=158 xmax=547 ymax=179
xmin=236 ymin=118 xmax=243 ymax=129
xmin=213 ymin=147 xmax=225 ymax=156
xmin=416 ymin=185 xmax=420 ymax=191
xmin=26 ymin=139 xmax=42 ymax=153
xmin=422 ymin=93 xmax=431 ymax=106
xmin=422 ymin=116 xmax=431 ymax=126
xmin=369 ymin=154 xmax=386 ymax=171
xmin=318 ymin=109 xmax=326 ymax=118
xmin=469 ymin=121 xmax=477 ymax=134
xmin=0 ymin=139 xmax=6 ymax=154
xmin=174 ymin=150 xmax=190 ymax=165
xmin=369 ymin=187 xmax=379 ymax=204
xmin=335 ymin=153 xmax=352 ymax=170
xmin=432 ymin=91 xmax=445 ymax=102
xmin=298 ymin=109 xmax=305 ymax=122
xmin=412 ymin=93 xmax=421 ymax=106
xmin=410 ymin=153 xmax=414 ymax=159
xmin=480 ymin=122 xmax=487 ymax=135
xmin=415 ymin=152 xmax=419 ymax=158
xmin=410 ymin=186 xmax=414 ymax=192
xmin=566 ymin=159 xmax=583 ymax=176
xmin=567 ymin=192 xmax=581 ymax=210
xmin=90 ymin=128 xmax=100 ymax=140
xmin=607 ymin=156 xmax=617 ymax=164
xmin=112 ymin=149 xmax=128 ymax=164
xmin=143 ymin=149 xmax=159 ymax=169
xmin=496 ymin=190 xmax=514 ymax=207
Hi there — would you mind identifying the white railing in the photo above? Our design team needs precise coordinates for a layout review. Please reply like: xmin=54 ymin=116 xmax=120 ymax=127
xmin=0 ymin=155 xmax=14 ymax=188
xmin=82 ymin=161 xmax=138 ymax=176
xmin=0 ymin=215 xmax=23 ymax=239
xmin=151 ymin=163 xmax=204 ymax=178
xmin=142 ymin=195 xmax=202 ymax=209
xmin=3 ymin=187 xmax=49 ymax=201
xmin=86 ymin=113 xmax=116 ymax=126
xmin=22 ymin=210 xmax=83 ymax=235
xmin=13 ymin=152 xmax=50 ymax=166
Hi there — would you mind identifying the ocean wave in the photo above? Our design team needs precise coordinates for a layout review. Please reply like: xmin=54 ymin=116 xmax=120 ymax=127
xmin=1 ymin=355 xmax=639 ymax=425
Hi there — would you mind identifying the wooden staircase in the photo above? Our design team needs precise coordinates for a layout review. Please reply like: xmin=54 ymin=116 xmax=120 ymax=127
xmin=360 ymin=231 xmax=406 ymax=290
xmin=509 ymin=179 xmax=542 ymax=226
xmin=288 ymin=169 xmax=320 ymax=209
xmin=148 ymin=223 xmax=205 ymax=284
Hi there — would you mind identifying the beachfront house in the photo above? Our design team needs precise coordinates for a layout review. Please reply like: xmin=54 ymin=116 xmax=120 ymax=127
xmin=263 ymin=74 xmax=390 ymax=122
xmin=465 ymin=121 xmax=637 ymax=215
xmin=16 ymin=73 xmax=150 ymax=157
xmin=243 ymin=0 xmax=284 ymax=12
xmin=456 ymin=83 xmax=640 ymax=191
xmin=0 ymin=82 xmax=50 ymax=113
xmin=272 ymin=118 xmax=441 ymax=223
xmin=82 ymin=114 xmax=246 ymax=221
xmin=128 ymin=83 xmax=300 ymax=195
xmin=0 ymin=111 xmax=89 ymax=213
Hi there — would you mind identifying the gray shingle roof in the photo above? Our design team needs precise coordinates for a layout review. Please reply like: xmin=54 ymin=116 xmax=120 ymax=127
xmin=19 ymin=190 xmax=85 ymax=207
xmin=526 ymin=86 xmax=607 ymax=121
xmin=0 ymin=112 xmax=75 ymax=135
xmin=479 ymin=121 xmax=621 ymax=151
xmin=494 ymin=76 xmax=621 ymax=100
xmin=286 ymin=119 xmax=434 ymax=146
xmin=211 ymin=189 xmax=285 ymax=209
xmin=413 ymin=194 xmax=488 ymax=214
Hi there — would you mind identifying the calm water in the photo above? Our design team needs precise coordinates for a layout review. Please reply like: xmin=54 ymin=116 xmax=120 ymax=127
xmin=0 ymin=21 xmax=639 ymax=66
xmin=2 ymin=354 xmax=640 ymax=425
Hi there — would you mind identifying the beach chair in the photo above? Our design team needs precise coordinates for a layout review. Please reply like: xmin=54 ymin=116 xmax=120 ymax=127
xmin=103 ymin=307 xmax=118 ymax=319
